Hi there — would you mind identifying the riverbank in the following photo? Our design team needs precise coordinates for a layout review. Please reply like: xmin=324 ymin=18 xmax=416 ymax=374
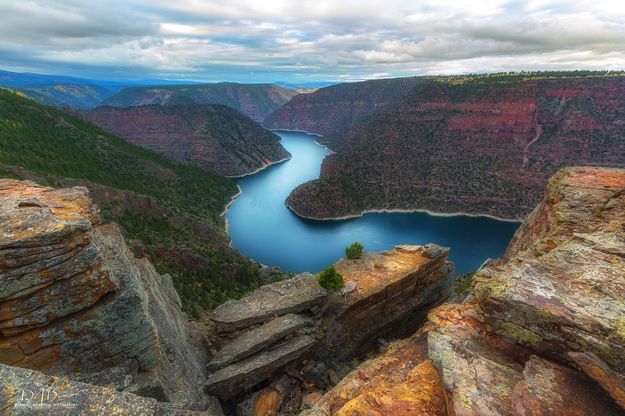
xmin=285 ymin=202 xmax=522 ymax=223
xmin=221 ymin=184 xmax=242 ymax=218
xmin=226 ymin=155 xmax=292 ymax=179
xmin=270 ymin=128 xmax=324 ymax=137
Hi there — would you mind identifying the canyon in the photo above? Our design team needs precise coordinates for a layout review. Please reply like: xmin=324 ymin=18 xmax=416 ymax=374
xmin=2 ymin=165 xmax=624 ymax=415
xmin=2 ymin=73 xmax=625 ymax=415
xmin=81 ymin=104 xmax=291 ymax=177
xmin=270 ymin=74 xmax=625 ymax=220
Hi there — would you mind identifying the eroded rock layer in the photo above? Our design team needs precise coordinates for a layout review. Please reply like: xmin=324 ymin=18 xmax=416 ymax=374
xmin=324 ymin=244 xmax=454 ymax=359
xmin=0 ymin=179 xmax=218 ymax=411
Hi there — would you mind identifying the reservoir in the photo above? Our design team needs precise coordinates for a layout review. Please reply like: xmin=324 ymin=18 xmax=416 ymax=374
xmin=225 ymin=131 xmax=519 ymax=274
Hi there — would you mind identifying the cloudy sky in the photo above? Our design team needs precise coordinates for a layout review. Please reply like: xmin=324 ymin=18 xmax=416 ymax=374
xmin=1 ymin=0 xmax=624 ymax=83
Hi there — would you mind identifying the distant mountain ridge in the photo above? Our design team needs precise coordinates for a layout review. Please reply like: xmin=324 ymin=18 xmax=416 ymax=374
xmin=104 ymin=82 xmax=298 ymax=121
xmin=0 ymin=69 xmax=203 ymax=109
xmin=81 ymin=104 xmax=291 ymax=177
xmin=264 ymin=77 xmax=425 ymax=136
xmin=283 ymin=72 xmax=625 ymax=220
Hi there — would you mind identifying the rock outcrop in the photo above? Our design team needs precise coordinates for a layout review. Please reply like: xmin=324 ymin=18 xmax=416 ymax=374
xmin=324 ymin=244 xmax=454 ymax=359
xmin=0 ymin=179 xmax=220 ymax=412
xmin=301 ymin=166 xmax=625 ymax=415
xmin=103 ymin=83 xmax=297 ymax=122
xmin=474 ymin=166 xmax=625 ymax=408
xmin=81 ymin=104 xmax=291 ymax=177
xmin=205 ymin=245 xmax=455 ymax=407
xmin=206 ymin=275 xmax=326 ymax=398
xmin=212 ymin=274 xmax=326 ymax=333
xmin=285 ymin=74 xmax=625 ymax=220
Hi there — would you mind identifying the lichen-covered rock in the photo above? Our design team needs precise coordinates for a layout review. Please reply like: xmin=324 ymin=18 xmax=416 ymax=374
xmin=0 ymin=179 xmax=218 ymax=411
xmin=473 ymin=167 xmax=625 ymax=407
xmin=511 ymin=355 xmax=622 ymax=415
xmin=0 ymin=363 xmax=220 ymax=416
xmin=212 ymin=274 xmax=326 ymax=332
xmin=427 ymin=304 xmax=528 ymax=416
xmin=208 ymin=314 xmax=312 ymax=371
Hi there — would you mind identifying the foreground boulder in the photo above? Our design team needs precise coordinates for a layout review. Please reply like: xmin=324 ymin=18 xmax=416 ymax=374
xmin=0 ymin=179 xmax=219 ymax=412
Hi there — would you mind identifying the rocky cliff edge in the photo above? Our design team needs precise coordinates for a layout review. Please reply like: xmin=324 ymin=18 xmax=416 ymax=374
xmin=301 ymin=166 xmax=625 ymax=415
xmin=0 ymin=179 xmax=221 ymax=414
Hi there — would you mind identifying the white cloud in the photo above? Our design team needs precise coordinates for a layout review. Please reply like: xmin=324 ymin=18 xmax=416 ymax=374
xmin=0 ymin=0 xmax=624 ymax=82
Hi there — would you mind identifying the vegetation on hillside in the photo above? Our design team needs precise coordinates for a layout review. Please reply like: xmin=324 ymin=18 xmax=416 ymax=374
xmin=0 ymin=88 xmax=265 ymax=314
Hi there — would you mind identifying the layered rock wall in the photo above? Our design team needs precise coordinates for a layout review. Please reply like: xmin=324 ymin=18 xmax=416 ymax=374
xmin=205 ymin=245 xmax=455 ymax=408
xmin=0 ymin=179 xmax=218 ymax=411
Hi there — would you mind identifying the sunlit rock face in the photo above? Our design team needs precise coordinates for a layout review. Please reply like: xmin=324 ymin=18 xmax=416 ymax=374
xmin=0 ymin=179 xmax=218 ymax=411
xmin=301 ymin=166 xmax=625 ymax=416
xmin=324 ymin=244 xmax=455 ymax=360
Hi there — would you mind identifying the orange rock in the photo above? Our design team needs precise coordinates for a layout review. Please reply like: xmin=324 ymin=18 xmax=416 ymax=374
xmin=254 ymin=387 xmax=284 ymax=416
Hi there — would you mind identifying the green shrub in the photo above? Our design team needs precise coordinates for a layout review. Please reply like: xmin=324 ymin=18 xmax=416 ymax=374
xmin=317 ymin=266 xmax=345 ymax=291
xmin=345 ymin=242 xmax=364 ymax=259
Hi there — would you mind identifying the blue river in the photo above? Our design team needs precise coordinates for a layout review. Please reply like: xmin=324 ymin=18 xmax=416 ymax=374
xmin=225 ymin=131 xmax=519 ymax=274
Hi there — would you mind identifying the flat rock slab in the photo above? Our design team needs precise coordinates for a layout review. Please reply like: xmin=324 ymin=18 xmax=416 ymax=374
xmin=205 ymin=335 xmax=316 ymax=398
xmin=0 ymin=363 xmax=217 ymax=416
xmin=207 ymin=314 xmax=311 ymax=371
xmin=212 ymin=274 xmax=326 ymax=332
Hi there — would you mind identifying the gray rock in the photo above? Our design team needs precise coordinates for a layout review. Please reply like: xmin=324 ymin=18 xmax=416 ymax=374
xmin=421 ymin=243 xmax=446 ymax=259
xmin=0 ymin=363 xmax=221 ymax=416
xmin=205 ymin=335 xmax=316 ymax=398
xmin=208 ymin=314 xmax=311 ymax=371
xmin=212 ymin=274 xmax=326 ymax=332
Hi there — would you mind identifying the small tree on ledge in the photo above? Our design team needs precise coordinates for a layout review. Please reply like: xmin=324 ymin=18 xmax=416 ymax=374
xmin=345 ymin=242 xmax=364 ymax=260
xmin=316 ymin=265 xmax=345 ymax=291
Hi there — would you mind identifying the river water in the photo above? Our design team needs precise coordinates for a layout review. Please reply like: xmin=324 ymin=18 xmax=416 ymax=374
xmin=225 ymin=131 xmax=519 ymax=274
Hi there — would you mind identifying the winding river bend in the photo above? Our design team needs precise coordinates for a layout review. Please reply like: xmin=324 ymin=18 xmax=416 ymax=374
xmin=225 ymin=131 xmax=519 ymax=274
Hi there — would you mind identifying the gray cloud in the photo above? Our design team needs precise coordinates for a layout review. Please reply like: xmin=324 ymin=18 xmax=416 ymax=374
xmin=0 ymin=0 xmax=623 ymax=82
